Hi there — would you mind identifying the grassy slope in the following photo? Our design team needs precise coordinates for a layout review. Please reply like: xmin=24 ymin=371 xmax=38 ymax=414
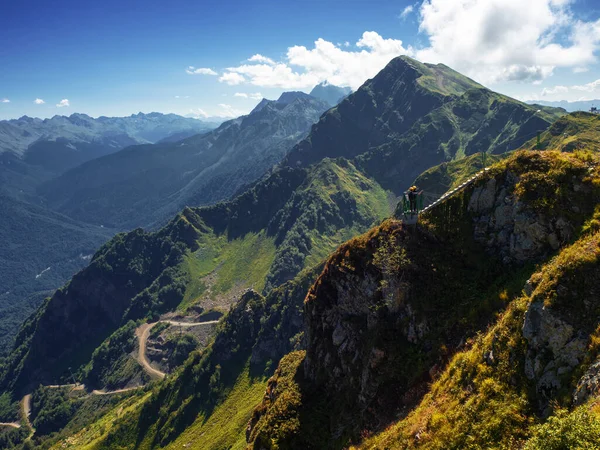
xmin=523 ymin=111 xmax=600 ymax=152
xmin=178 ymin=232 xmax=277 ymax=312
xmin=411 ymin=152 xmax=504 ymax=197
xmin=163 ymin=365 xmax=267 ymax=450
xmin=17 ymin=159 xmax=392 ymax=448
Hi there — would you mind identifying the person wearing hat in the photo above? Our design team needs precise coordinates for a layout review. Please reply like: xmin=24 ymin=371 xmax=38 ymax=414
xmin=408 ymin=185 xmax=418 ymax=212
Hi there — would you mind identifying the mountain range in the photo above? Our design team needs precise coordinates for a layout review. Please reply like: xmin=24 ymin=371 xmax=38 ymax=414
xmin=2 ymin=56 xmax=594 ymax=450
xmin=527 ymin=99 xmax=600 ymax=112
xmin=39 ymin=92 xmax=331 ymax=230
xmin=0 ymin=95 xmax=331 ymax=355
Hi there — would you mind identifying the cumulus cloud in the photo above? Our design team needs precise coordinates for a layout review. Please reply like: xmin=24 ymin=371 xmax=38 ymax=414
xmin=219 ymin=31 xmax=413 ymax=90
xmin=524 ymin=78 xmax=600 ymax=101
xmin=248 ymin=54 xmax=276 ymax=65
xmin=1 ymin=99 xmax=9 ymax=103
xmin=218 ymin=103 xmax=247 ymax=117
xmin=186 ymin=66 xmax=218 ymax=75
xmin=219 ymin=72 xmax=246 ymax=85
xmin=400 ymin=5 xmax=414 ymax=19
xmin=542 ymin=85 xmax=569 ymax=95
xmin=234 ymin=92 xmax=263 ymax=99
xmin=34 ymin=98 xmax=45 ymax=104
xmin=572 ymin=79 xmax=600 ymax=92
xmin=56 ymin=99 xmax=70 ymax=108
xmin=416 ymin=0 xmax=600 ymax=84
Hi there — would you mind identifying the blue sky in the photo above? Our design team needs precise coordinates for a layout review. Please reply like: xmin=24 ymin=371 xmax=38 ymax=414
xmin=1 ymin=0 xmax=599 ymax=120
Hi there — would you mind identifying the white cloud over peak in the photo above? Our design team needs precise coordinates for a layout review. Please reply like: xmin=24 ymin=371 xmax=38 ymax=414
xmin=186 ymin=66 xmax=218 ymax=75
xmin=400 ymin=5 xmax=414 ymax=19
xmin=234 ymin=92 xmax=263 ymax=99
xmin=219 ymin=31 xmax=413 ymax=90
xmin=1 ymin=99 xmax=9 ymax=103
xmin=56 ymin=99 xmax=70 ymax=108
xmin=416 ymin=0 xmax=600 ymax=84
xmin=218 ymin=103 xmax=247 ymax=117
xmin=188 ymin=108 xmax=209 ymax=118
xmin=34 ymin=98 xmax=45 ymax=104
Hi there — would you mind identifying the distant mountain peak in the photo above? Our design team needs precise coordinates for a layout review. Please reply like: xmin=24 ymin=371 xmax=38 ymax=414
xmin=309 ymin=83 xmax=351 ymax=107
xmin=250 ymin=98 xmax=272 ymax=114
xmin=277 ymin=91 xmax=314 ymax=104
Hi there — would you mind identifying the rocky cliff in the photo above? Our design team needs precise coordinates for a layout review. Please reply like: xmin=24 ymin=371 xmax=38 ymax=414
xmin=247 ymin=148 xmax=600 ymax=448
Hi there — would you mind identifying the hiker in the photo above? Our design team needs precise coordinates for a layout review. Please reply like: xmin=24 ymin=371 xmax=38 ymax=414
xmin=408 ymin=185 xmax=419 ymax=212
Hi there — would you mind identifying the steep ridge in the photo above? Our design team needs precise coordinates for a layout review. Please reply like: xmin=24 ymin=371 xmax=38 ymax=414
xmin=0 ymin=157 xmax=391 ymax=399
xmin=53 ymin=140 xmax=600 ymax=450
xmin=40 ymin=94 xmax=331 ymax=229
xmin=284 ymin=56 xmax=563 ymax=195
xmin=246 ymin=147 xmax=600 ymax=448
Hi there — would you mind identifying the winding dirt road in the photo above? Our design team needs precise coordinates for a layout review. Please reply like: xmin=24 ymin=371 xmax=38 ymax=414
xmin=3 ymin=319 xmax=220 ymax=440
xmin=91 ymin=387 xmax=140 ymax=395
xmin=135 ymin=320 xmax=220 ymax=380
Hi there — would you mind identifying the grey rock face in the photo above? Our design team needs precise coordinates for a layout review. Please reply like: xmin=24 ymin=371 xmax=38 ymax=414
xmin=522 ymin=300 xmax=587 ymax=409
xmin=574 ymin=360 xmax=600 ymax=406
xmin=468 ymin=172 xmax=573 ymax=263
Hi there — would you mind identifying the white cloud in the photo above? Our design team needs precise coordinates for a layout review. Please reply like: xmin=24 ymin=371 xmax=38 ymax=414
xmin=234 ymin=92 xmax=263 ymax=99
xmin=572 ymin=79 xmax=600 ymax=92
xmin=56 ymin=99 xmax=70 ymax=108
xmin=188 ymin=107 xmax=209 ymax=118
xmin=218 ymin=103 xmax=247 ymax=117
xmin=524 ymin=78 xmax=600 ymax=101
xmin=542 ymin=85 xmax=569 ymax=95
xmin=219 ymin=72 xmax=246 ymax=85
xmin=174 ymin=95 xmax=190 ymax=99
xmin=34 ymin=98 xmax=45 ymax=104
xmin=573 ymin=67 xmax=589 ymax=73
xmin=248 ymin=54 xmax=276 ymax=65
xmin=416 ymin=0 xmax=600 ymax=84
xmin=186 ymin=66 xmax=218 ymax=75
xmin=400 ymin=5 xmax=414 ymax=19
xmin=1 ymin=99 xmax=9 ymax=103
xmin=219 ymin=31 xmax=413 ymax=90
xmin=344 ymin=41 xmax=350 ymax=47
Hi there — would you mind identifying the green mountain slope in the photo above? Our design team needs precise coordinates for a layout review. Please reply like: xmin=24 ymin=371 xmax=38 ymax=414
xmin=284 ymin=56 xmax=561 ymax=188
xmin=0 ymin=158 xmax=391 ymax=399
xmin=0 ymin=60 xmax=573 ymax=449
xmin=43 ymin=116 xmax=599 ymax=450
xmin=246 ymin=147 xmax=600 ymax=448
